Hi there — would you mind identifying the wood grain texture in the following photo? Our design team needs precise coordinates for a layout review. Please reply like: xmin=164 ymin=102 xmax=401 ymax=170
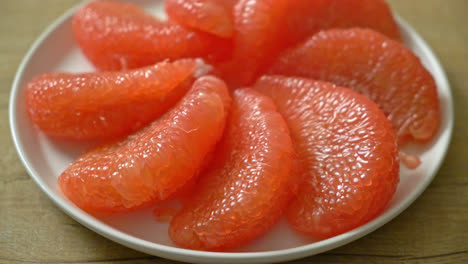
xmin=0 ymin=0 xmax=466 ymax=263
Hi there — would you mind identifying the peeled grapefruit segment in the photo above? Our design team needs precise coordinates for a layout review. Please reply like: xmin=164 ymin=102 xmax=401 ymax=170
xmin=169 ymin=88 xmax=296 ymax=251
xmin=58 ymin=76 xmax=231 ymax=213
xmin=26 ymin=59 xmax=202 ymax=140
xmin=221 ymin=0 xmax=400 ymax=86
xmin=255 ymin=76 xmax=399 ymax=239
xmin=73 ymin=0 xmax=230 ymax=70
xmin=165 ymin=0 xmax=237 ymax=38
xmin=270 ymin=28 xmax=440 ymax=144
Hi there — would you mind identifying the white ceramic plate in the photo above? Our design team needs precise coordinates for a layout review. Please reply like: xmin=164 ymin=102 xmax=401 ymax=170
xmin=9 ymin=1 xmax=453 ymax=263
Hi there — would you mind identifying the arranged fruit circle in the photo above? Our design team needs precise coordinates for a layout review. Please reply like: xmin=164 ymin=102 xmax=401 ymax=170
xmin=23 ymin=0 xmax=442 ymax=253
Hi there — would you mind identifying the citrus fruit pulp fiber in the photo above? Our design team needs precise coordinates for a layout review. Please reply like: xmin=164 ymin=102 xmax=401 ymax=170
xmin=58 ymin=76 xmax=231 ymax=213
xmin=169 ymin=88 xmax=296 ymax=251
xmin=165 ymin=0 xmax=237 ymax=38
xmin=26 ymin=59 xmax=202 ymax=140
xmin=73 ymin=0 xmax=231 ymax=71
xmin=255 ymin=76 xmax=399 ymax=239
xmin=220 ymin=0 xmax=401 ymax=86
xmin=270 ymin=28 xmax=440 ymax=145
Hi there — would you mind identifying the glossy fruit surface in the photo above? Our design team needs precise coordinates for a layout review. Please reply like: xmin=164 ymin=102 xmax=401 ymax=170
xmin=73 ymin=0 xmax=230 ymax=70
xmin=59 ymin=76 xmax=231 ymax=213
xmin=220 ymin=0 xmax=400 ymax=86
xmin=165 ymin=0 xmax=237 ymax=37
xmin=255 ymin=76 xmax=399 ymax=239
xmin=169 ymin=88 xmax=296 ymax=251
xmin=270 ymin=28 xmax=440 ymax=144
xmin=26 ymin=59 xmax=199 ymax=140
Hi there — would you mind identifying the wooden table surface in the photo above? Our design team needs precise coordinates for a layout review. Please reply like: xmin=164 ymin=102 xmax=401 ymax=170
xmin=1 ymin=1 xmax=467 ymax=263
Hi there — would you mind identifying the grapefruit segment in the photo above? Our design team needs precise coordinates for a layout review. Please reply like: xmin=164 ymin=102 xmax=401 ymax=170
xmin=270 ymin=28 xmax=440 ymax=144
xmin=26 ymin=59 xmax=203 ymax=140
xmin=165 ymin=0 xmax=237 ymax=37
xmin=255 ymin=76 xmax=399 ymax=239
xmin=221 ymin=0 xmax=400 ymax=86
xmin=58 ymin=76 xmax=231 ymax=213
xmin=169 ymin=88 xmax=296 ymax=251
xmin=73 ymin=0 xmax=231 ymax=70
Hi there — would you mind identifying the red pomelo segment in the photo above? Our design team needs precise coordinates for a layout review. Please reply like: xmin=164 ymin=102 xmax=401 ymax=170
xmin=26 ymin=59 xmax=201 ymax=140
xmin=218 ymin=0 xmax=290 ymax=86
xmin=58 ymin=76 xmax=231 ymax=213
xmin=220 ymin=0 xmax=400 ymax=86
xmin=73 ymin=0 xmax=231 ymax=70
xmin=270 ymin=28 xmax=440 ymax=144
xmin=255 ymin=76 xmax=399 ymax=239
xmin=286 ymin=0 xmax=401 ymax=43
xmin=165 ymin=0 xmax=237 ymax=38
xmin=169 ymin=88 xmax=296 ymax=251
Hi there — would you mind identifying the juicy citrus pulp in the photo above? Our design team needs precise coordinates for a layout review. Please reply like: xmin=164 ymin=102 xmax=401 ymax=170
xmin=73 ymin=0 xmax=231 ymax=70
xmin=270 ymin=28 xmax=440 ymax=144
xmin=58 ymin=76 xmax=231 ymax=213
xmin=169 ymin=88 xmax=296 ymax=251
xmin=26 ymin=59 xmax=202 ymax=140
xmin=165 ymin=0 xmax=237 ymax=37
xmin=219 ymin=0 xmax=401 ymax=86
xmin=255 ymin=76 xmax=399 ymax=239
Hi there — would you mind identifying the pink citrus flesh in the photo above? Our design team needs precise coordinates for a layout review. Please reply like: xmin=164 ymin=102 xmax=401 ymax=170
xmin=58 ymin=76 xmax=231 ymax=213
xmin=270 ymin=28 xmax=440 ymax=144
xmin=255 ymin=76 xmax=399 ymax=239
xmin=26 ymin=59 xmax=202 ymax=140
xmin=165 ymin=0 xmax=237 ymax=37
xmin=73 ymin=0 xmax=231 ymax=70
xmin=169 ymin=88 xmax=296 ymax=251
xmin=219 ymin=0 xmax=401 ymax=86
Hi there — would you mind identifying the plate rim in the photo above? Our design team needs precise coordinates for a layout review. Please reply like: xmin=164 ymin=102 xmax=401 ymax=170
xmin=8 ymin=2 xmax=454 ymax=263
